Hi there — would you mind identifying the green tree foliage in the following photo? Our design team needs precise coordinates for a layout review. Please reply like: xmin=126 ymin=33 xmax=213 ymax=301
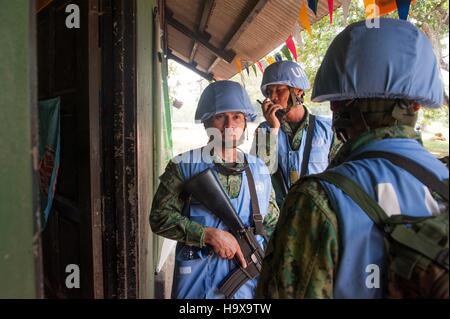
xmin=298 ymin=0 xmax=449 ymax=123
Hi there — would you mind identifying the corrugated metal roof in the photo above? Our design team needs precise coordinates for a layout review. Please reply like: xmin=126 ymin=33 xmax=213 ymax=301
xmin=165 ymin=0 xmax=342 ymax=80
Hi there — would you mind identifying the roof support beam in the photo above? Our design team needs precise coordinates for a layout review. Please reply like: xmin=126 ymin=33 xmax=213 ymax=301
xmin=168 ymin=51 xmax=214 ymax=81
xmin=167 ymin=15 xmax=235 ymax=63
xmin=207 ymin=0 xmax=270 ymax=73
xmin=198 ymin=0 xmax=215 ymax=31
xmin=189 ymin=0 xmax=215 ymax=63
xmin=189 ymin=42 xmax=199 ymax=62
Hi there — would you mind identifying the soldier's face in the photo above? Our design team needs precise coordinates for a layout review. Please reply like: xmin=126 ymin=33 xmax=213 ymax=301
xmin=208 ymin=112 xmax=246 ymax=147
xmin=266 ymin=84 xmax=303 ymax=109
xmin=266 ymin=85 xmax=290 ymax=108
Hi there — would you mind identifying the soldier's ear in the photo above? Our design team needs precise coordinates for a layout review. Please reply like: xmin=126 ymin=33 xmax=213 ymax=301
xmin=411 ymin=102 xmax=421 ymax=112
xmin=203 ymin=118 xmax=213 ymax=129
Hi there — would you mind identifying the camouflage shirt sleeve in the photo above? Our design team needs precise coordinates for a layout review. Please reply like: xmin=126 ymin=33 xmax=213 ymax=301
xmin=256 ymin=179 xmax=339 ymax=299
xmin=150 ymin=159 xmax=280 ymax=247
xmin=149 ymin=160 xmax=206 ymax=248
xmin=328 ymin=133 xmax=343 ymax=164
xmin=251 ymin=125 xmax=279 ymax=174
xmin=263 ymin=187 xmax=280 ymax=238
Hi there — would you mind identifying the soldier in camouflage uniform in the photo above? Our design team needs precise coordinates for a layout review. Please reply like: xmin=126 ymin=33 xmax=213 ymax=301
xmin=252 ymin=61 xmax=340 ymax=208
xmin=150 ymin=80 xmax=279 ymax=299
xmin=256 ymin=19 xmax=448 ymax=298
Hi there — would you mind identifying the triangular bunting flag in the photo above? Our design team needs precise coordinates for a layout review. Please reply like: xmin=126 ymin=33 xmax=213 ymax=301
xmin=281 ymin=45 xmax=293 ymax=61
xmin=274 ymin=53 xmax=283 ymax=62
xmin=235 ymin=58 xmax=245 ymax=86
xmin=363 ymin=0 xmax=372 ymax=13
xmin=256 ymin=61 xmax=264 ymax=73
xmin=364 ymin=0 xmax=378 ymax=19
xmin=285 ymin=35 xmax=298 ymax=61
xmin=244 ymin=62 xmax=250 ymax=76
xmin=307 ymin=0 xmax=318 ymax=15
xmin=293 ymin=23 xmax=301 ymax=45
xmin=328 ymin=0 xmax=334 ymax=24
xmin=376 ymin=0 xmax=398 ymax=16
xmin=251 ymin=64 xmax=258 ymax=77
xmin=240 ymin=71 xmax=246 ymax=88
xmin=235 ymin=58 xmax=242 ymax=74
xmin=266 ymin=56 xmax=275 ymax=65
xmin=342 ymin=0 xmax=351 ymax=25
xmin=293 ymin=23 xmax=304 ymax=52
xmin=396 ymin=0 xmax=411 ymax=20
xmin=298 ymin=2 xmax=312 ymax=37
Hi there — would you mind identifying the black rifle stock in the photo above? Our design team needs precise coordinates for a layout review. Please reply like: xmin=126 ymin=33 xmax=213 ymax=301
xmin=183 ymin=168 xmax=264 ymax=298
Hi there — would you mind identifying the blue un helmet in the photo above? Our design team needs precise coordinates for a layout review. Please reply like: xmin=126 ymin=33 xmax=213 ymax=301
xmin=311 ymin=18 xmax=444 ymax=108
xmin=260 ymin=61 xmax=310 ymax=97
xmin=195 ymin=80 xmax=257 ymax=123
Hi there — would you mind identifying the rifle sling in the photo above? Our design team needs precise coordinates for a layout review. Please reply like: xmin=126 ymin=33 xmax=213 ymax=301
xmin=244 ymin=165 xmax=268 ymax=241
xmin=300 ymin=114 xmax=316 ymax=177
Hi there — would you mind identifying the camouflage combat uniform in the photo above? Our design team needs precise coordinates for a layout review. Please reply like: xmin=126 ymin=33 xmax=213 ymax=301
xmin=255 ymin=125 xmax=441 ymax=298
xmin=150 ymin=153 xmax=280 ymax=248
xmin=252 ymin=107 xmax=342 ymax=177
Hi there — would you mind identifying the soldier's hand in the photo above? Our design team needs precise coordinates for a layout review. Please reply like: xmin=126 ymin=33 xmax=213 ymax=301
xmin=261 ymin=98 xmax=282 ymax=129
xmin=204 ymin=227 xmax=247 ymax=268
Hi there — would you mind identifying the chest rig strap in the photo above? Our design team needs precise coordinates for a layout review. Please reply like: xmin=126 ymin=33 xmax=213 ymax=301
xmin=244 ymin=164 xmax=268 ymax=241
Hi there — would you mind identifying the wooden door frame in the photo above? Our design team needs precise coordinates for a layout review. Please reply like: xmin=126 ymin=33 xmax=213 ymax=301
xmin=34 ymin=0 xmax=159 ymax=299
xmin=87 ymin=0 xmax=104 ymax=299
xmin=100 ymin=0 xmax=140 ymax=298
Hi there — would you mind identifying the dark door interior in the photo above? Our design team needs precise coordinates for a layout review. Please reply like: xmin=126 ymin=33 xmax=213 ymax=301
xmin=37 ymin=0 xmax=95 ymax=298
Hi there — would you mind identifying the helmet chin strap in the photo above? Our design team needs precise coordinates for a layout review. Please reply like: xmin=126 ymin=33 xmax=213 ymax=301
xmin=335 ymin=128 xmax=350 ymax=143
xmin=268 ymin=87 xmax=304 ymax=123
xmin=288 ymin=87 xmax=304 ymax=111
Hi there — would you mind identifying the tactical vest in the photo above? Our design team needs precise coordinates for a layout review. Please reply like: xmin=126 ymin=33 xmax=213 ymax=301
xmin=260 ymin=115 xmax=333 ymax=188
xmin=172 ymin=148 xmax=271 ymax=299
xmin=318 ymin=138 xmax=449 ymax=298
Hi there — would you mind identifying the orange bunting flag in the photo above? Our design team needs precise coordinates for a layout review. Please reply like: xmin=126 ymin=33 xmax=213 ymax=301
xmin=364 ymin=0 xmax=402 ymax=19
xmin=285 ymin=35 xmax=298 ymax=62
xmin=298 ymin=1 xmax=312 ymax=37
xmin=378 ymin=0 xmax=398 ymax=15
xmin=235 ymin=58 xmax=242 ymax=74
xmin=369 ymin=0 xmax=415 ymax=19
xmin=364 ymin=0 xmax=375 ymax=18
xmin=328 ymin=0 xmax=334 ymax=24
xmin=266 ymin=56 xmax=275 ymax=65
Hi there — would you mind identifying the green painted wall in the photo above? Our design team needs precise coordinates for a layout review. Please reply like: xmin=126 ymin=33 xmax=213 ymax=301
xmin=0 ymin=0 xmax=39 ymax=298
xmin=137 ymin=0 xmax=173 ymax=298
xmin=137 ymin=0 xmax=157 ymax=299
